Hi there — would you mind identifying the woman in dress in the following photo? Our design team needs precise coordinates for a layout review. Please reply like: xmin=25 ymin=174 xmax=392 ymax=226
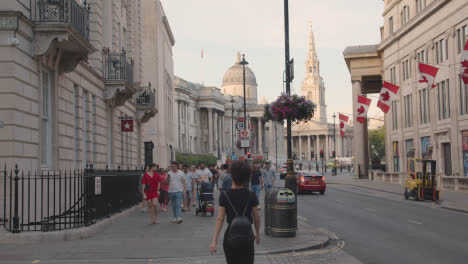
xmin=141 ymin=163 xmax=161 ymax=224
xmin=209 ymin=160 xmax=261 ymax=264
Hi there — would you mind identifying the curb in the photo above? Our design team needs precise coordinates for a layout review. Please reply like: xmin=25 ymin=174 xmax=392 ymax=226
xmin=0 ymin=205 xmax=139 ymax=244
xmin=440 ymin=205 xmax=468 ymax=214
xmin=328 ymin=182 xmax=402 ymax=195
xmin=257 ymin=236 xmax=331 ymax=255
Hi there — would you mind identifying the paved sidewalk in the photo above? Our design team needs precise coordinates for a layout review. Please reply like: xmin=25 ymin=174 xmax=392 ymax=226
xmin=0 ymin=188 xmax=329 ymax=263
xmin=325 ymin=172 xmax=468 ymax=213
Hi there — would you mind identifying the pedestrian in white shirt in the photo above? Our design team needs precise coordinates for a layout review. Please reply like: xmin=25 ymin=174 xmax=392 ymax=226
xmin=195 ymin=162 xmax=213 ymax=184
xmin=166 ymin=162 xmax=187 ymax=224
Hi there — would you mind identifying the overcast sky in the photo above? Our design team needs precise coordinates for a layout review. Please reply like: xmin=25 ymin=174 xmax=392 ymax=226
xmin=161 ymin=0 xmax=385 ymax=121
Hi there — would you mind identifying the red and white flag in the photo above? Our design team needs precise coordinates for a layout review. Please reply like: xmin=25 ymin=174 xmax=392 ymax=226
xmin=377 ymin=81 xmax=400 ymax=114
xmin=418 ymin=62 xmax=439 ymax=88
xmin=461 ymin=40 xmax=468 ymax=85
xmin=339 ymin=114 xmax=349 ymax=136
xmin=356 ymin=95 xmax=371 ymax=124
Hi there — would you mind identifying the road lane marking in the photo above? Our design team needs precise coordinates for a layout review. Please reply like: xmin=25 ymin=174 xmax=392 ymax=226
xmin=32 ymin=261 xmax=40 ymax=264
xmin=408 ymin=220 xmax=423 ymax=225
xmin=364 ymin=208 xmax=377 ymax=212
xmin=335 ymin=199 xmax=345 ymax=203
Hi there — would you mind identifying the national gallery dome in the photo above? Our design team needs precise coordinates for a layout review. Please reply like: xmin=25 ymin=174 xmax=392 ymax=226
xmin=221 ymin=52 xmax=258 ymax=104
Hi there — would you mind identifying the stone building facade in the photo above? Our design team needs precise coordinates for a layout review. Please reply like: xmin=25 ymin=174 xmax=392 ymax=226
xmin=344 ymin=0 xmax=468 ymax=178
xmin=174 ymin=53 xmax=287 ymax=165
xmin=0 ymin=0 xmax=172 ymax=170
xmin=289 ymin=27 xmax=353 ymax=165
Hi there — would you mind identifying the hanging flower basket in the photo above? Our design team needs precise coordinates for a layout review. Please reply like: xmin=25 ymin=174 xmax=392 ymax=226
xmin=263 ymin=93 xmax=316 ymax=123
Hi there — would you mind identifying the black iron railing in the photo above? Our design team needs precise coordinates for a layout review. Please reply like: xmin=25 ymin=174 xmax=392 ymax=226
xmin=136 ymin=84 xmax=156 ymax=107
xmin=103 ymin=48 xmax=134 ymax=84
xmin=1 ymin=164 xmax=142 ymax=233
xmin=33 ymin=0 xmax=90 ymax=40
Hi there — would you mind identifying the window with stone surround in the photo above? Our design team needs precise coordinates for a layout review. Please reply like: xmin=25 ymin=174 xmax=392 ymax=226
xmin=82 ymin=91 xmax=89 ymax=168
xmin=390 ymin=66 xmax=396 ymax=84
xmin=392 ymin=101 xmax=398 ymax=130
xmin=74 ymin=85 xmax=80 ymax=168
xmin=435 ymin=38 xmax=448 ymax=64
xmin=402 ymin=59 xmax=410 ymax=81
xmin=389 ymin=16 xmax=394 ymax=35
xmin=419 ymin=88 xmax=430 ymax=124
xmin=404 ymin=94 xmax=413 ymax=128
xmin=92 ymin=95 xmax=97 ymax=164
xmin=460 ymin=76 xmax=468 ymax=115
xmin=416 ymin=0 xmax=426 ymax=14
xmin=41 ymin=70 xmax=52 ymax=167
xmin=400 ymin=6 xmax=410 ymax=26
xmin=457 ymin=25 xmax=467 ymax=54
xmin=437 ymin=79 xmax=450 ymax=120
xmin=417 ymin=49 xmax=427 ymax=63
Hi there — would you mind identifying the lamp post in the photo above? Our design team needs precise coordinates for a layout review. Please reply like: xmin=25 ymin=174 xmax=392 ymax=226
xmin=230 ymin=97 xmax=235 ymax=155
xmin=239 ymin=54 xmax=248 ymax=155
xmin=332 ymin=113 xmax=337 ymax=176
xmin=275 ymin=123 xmax=278 ymax=171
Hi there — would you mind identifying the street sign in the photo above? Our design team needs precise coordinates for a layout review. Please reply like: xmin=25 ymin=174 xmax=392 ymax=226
xmin=225 ymin=146 xmax=231 ymax=152
xmin=231 ymin=155 xmax=237 ymax=160
xmin=241 ymin=139 xmax=250 ymax=148
xmin=236 ymin=122 xmax=245 ymax=130
xmin=240 ymin=130 xmax=250 ymax=138
xmin=95 ymin=177 xmax=102 ymax=195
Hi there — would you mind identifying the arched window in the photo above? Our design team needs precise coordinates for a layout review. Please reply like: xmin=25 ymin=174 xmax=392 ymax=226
xmin=309 ymin=66 xmax=312 ymax=73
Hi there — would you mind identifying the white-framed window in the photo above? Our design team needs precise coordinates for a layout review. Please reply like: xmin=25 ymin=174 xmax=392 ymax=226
xmin=106 ymin=106 xmax=113 ymax=168
xmin=457 ymin=25 xmax=467 ymax=54
xmin=460 ymin=76 xmax=468 ymax=115
xmin=437 ymin=79 xmax=450 ymax=120
xmin=401 ymin=6 xmax=410 ymax=26
xmin=392 ymin=101 xmax=398 ymax=130
xmin=74 ymin=85 xmax=80 ymax=168
xmin=404 ymin=94 xmax=413 ymax=128
xmin=41 ymin=70 xmax=52 ymax=167
xmin=416 ymin=0 xmax=426 ymax=13
xmin=435 ymin=38 xmax=448 ymax=64
xmin=82 ymin=91 xmax=89 ymax=168
xmin=389 ymin=17 xmax=394 ymax=35
xmin=417 ymin=49 xmax=427 ymax=63
xmin=390 ymin=66 xmax=397 ymax=84
xmin=419 ymin=88 xmax=431 ymax=124
xmin=402 ymin=59 xmax=411 ymax=81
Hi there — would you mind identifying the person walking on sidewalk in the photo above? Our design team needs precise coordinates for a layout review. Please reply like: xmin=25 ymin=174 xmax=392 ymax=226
xmin=141 ymin=163 xmax=162 ymax=224
xmin=158 ymin=168 xmax=169 ymax=212
xmin=261 ymin=162 xmax=276 ymax=195
xmin=250 ymin=164 xmax=263 ymax=209
xmin=166 ymin=161 xmax=187 ymax=224
xmin=183 ymin=165 xmax=195 ymax=211
xmin=209 ymin=160 xmax=260 ymax=264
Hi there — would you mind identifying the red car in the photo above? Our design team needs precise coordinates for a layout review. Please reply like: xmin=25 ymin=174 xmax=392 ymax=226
xmin=296 ymin=171 xmax=326 ymax=194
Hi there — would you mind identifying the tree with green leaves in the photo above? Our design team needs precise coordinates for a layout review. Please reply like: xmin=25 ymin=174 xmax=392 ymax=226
xmin=369 ymin=126 xmax=385 ymax=168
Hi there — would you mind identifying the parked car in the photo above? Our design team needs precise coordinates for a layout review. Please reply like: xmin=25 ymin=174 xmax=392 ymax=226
xmin=280 ymin=164 xmax=288 ymax=179
xmin=296 ymin=171 xmax=326 ymax=194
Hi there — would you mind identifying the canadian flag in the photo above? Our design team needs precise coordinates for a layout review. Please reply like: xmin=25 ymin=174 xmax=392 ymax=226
xmin=377 ymin=81 xmax=400 ymax=114
xmin=339 ymin=114 xmax=349 ymax=136
xmin=418 ymin=62 xmax=439 ymax=88
xmin=356 ymin=95 xmax=371 ymax=124
xmin=461 ymin=39 xmax=468 ymax=85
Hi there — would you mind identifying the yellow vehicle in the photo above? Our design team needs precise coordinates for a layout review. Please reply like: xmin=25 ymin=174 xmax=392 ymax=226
xmin=404 ymin=159 xmax=440 ymax=201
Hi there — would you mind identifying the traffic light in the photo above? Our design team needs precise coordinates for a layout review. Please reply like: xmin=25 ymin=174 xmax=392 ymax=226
xmin=247 ymin=151 xmax=251 ymax=159
xmin=332 ymin=151 xmax=336 ymax=158
xmin=320 ymin=150 xmax=324 ymax=158
xmin=311 ymin=152 xmax=314 ymax=158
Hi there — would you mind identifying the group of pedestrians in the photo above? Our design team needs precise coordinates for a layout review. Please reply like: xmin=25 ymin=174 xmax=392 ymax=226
xmin=141 ymin=159 xmax=277 ymax=264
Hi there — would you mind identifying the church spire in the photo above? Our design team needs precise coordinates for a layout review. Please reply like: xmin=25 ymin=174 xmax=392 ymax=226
xmin=308 ymin=24 xmax=316 ymax=59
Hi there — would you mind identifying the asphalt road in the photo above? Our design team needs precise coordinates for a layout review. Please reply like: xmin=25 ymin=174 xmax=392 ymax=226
xmin=296 ymin=181 xmax=468 ymax=264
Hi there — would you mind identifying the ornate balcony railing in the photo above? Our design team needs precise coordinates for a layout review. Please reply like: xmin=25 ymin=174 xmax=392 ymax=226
xmin=103 ymin=49 xmax=134 ymax=84
xmin=136 ymin=85 xmax=155 ymax=107
xmin=34 ymin=0 xmax=90 ymax=40
xmin=136 ymin=84 xmax=157 ymax=123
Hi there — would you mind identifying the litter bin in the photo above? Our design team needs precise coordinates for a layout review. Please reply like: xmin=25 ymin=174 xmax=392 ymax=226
xmin=270 ymin=188 xmax=297 ymax=237
xmin=264 ymin=188 xmax=277 ymax=235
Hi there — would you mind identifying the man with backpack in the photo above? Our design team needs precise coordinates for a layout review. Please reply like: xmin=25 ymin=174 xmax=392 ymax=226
xmin=209 ymin=160 xmax=260 ymax=264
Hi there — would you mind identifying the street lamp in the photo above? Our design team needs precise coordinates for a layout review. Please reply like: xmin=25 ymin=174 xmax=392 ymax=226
xmin=230 ymin=97 xmax=235 ymax=155
xmin=332 ymin=113 xmax=337 ymax=176
xmin=239 ymin=54 xmax=248 ymax=155
xmin=283 ymin=0 xmax=296 ymax=194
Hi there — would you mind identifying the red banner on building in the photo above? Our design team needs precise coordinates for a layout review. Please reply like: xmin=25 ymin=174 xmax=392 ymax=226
xmin=121 ymin=120 xmax=134 ymax=132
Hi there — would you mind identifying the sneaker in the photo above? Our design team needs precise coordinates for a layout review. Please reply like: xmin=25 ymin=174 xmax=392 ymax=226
xmin=141 ymin=208 xmax=146 ymax=213
xmin=171 ymin=218 xmax=178 ymax=223
xmin=176 ymin=218 xmax=183 ymax=224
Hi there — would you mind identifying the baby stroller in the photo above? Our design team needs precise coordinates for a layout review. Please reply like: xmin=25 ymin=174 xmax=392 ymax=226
xmin=196 ymin=182 xmax=215 ymax=216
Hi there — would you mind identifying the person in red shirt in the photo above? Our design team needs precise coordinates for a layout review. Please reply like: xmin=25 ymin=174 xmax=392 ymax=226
xmin=159 ymin=169 xmax=170 ymax=212
xmin=142 ymin=163 xmax=162 ymax=224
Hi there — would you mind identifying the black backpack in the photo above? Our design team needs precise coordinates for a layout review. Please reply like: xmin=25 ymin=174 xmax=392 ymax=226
xmin=223 ymin=191 xmax=254 ymax=246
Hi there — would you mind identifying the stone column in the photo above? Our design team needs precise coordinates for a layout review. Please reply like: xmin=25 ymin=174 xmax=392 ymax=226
xmin=316 ymin=135 xmax=320 ymax=158
xmin=186 ymin=102 xmax=190 ymax=152
xmin=326 ymin=135 xmax=329 ymax=159
xmin=221 ymin=113 xmax=224 ymax=154
xmin=214 ymin=111 xmax=218 ymax=153
xmin=307 ymin=136 xmax=311 ymax=160
xmin=352 ymin=80 xmax=369 ymax=178
xmin=177 ymin=101 xmax=181 ymax=150
xmin=258 ymin=119 xmax=263 ymax=155
xmin=208 ymin=108 xmax=213 ymax=153
xmin=298 ymin=136 xmax=302 ymax=161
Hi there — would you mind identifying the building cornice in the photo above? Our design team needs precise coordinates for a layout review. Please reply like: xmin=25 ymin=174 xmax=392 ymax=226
xmin=382 ymin=0 xmax=402 ymax=16
xmin=162 ymin=16 xmax=175 ymax=46
xmin=378 ymin=0 xmax=451 ymax=51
